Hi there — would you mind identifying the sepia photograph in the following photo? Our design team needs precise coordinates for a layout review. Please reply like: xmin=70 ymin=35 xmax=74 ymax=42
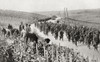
xmin=0 ymin=0 xmax=100 ymax=62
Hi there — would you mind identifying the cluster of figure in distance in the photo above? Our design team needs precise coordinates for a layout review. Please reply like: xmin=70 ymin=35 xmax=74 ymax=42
xmin=35 ymin=19 xmax=100 ymax=50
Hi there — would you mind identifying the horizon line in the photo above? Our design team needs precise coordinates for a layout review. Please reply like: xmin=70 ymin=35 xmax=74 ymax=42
xmin=0 ymin=8 xmax=100 ymax=13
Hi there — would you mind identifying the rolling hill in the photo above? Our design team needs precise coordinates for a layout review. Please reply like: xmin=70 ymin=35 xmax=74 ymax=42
xmin=0 ymin=9 xmax=48 ymax=27
xmin=37 ymin=9 xmax=100 ymax=29
xmin=37 ymin=9 xmax=100 ymax=23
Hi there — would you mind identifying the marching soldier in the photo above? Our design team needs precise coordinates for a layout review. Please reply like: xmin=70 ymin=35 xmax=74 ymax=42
xmin=54 ymin=29 xmax=59 ymax=40
xmin=59 ymin=30 xmax=64 ymax=41
xmin=19 ymin=22 xmax=24 ymax=32
xmin=25 ymin=24 xmax=31 ymax=33
xmin=8 ymin=24 xmax=13 ymax=30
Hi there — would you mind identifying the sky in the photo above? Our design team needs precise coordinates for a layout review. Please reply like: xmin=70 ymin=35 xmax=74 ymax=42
xmin=0 ymin=0 xmax=99 ymax=12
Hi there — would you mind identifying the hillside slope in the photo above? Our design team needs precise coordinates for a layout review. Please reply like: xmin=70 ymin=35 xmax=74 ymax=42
xmin=37 ymin=9 xmax=100 ymax=23
xmin=0 ymin=9 xmax=48 ymax=27
xmin=0 ymin=9 xmax=48 ymax=20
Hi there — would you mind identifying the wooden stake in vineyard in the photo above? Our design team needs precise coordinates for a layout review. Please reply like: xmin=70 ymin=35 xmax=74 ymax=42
xmin=65 ymin=48 xmax=69 ymax=62
xmin=59 ymin=43 xmax=61 ymax=62
xmin=69 ymin=53 xmax=72 ymax=62
xmin=43 ymin=45 xmax=46 ymax=57
xmin=56 ymin=45 xmax=58 ymax=62
xmin=46 ymin=51 xmax=49 ymax=62
xmin=36 ymin=43 xmax=38 ymax=56
xmin=52 ymin=42 xmax=54 ymax=62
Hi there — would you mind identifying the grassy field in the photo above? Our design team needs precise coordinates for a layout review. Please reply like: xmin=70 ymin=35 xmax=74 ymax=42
xmin=37 ymin=9 xmax=100 ymax=23
xmin=0 ymin=9 xmax=48 ymax=28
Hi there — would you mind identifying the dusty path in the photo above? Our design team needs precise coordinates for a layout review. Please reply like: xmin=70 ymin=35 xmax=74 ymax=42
xmin=30 ymin=23 xmax=100 ymax=62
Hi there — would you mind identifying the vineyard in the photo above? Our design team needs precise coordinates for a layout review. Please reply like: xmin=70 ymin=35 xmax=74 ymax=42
xmin=0 ymin=36 xmax=90 ymax=62
xmin=0 ymin=21 xmax=99 ymax=62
